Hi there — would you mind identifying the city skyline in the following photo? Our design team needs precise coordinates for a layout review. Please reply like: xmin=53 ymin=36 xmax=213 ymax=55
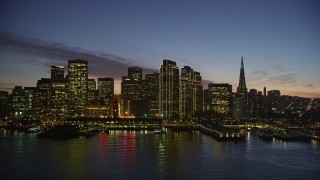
xmin=1 ymin=0 xmax=320 ymax=98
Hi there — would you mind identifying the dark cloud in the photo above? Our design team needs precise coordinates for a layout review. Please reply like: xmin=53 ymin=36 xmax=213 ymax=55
xmin=0 ymin=30 xmax=158 ymax=79
xmin=269 ymin=73 xmax=297 ymax=85
xmin=0 ymin=30 xmax=212 ymax=90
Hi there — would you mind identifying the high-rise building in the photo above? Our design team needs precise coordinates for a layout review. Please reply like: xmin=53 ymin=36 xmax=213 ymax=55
xmin=248 ymin=89 xmax=258 ymax=119
xmin=87 ymin=79 xmax=99 ymax=106
xmin=268 ymin=90 xmax=281 ymax=114
xmin=121 ymin=67 xmax=142 ymax=116
xmin=208 ymin=83 xmax=233 ymax=119
xmin=145 ymin=73 xmax=160 ymax=116
xmin=179 ymin=66 xmax=203 ymax=120
xmin=51 ymin=66 xmax=64 ymax=79
xmin=37 ymin=78 xmax=51 ymax=118
xmin=193 ymin=71 xmax=204 ymax=117
xmin=33 ymin=88 xmax=49 ymax=120
xmin=68 ymin=59 xmax=88 ymax=117
xmin=51 ymin=78 xmax=68 ymax=120
xmin=98 ymin=78 xmax=114 ymax=116
xmin=88 ymin=79 xmax=96 ymax=90
xmin=24 ymin=87 xmax=36 ymax=117
xmin=180 ymin=66 xmax=193 ymax=120
xmin=233 ymin=57 xmax=248 ymax=121
xmin=8 ymin=86 xmax=27 ymax=119
xmin=160 ymin=59 xmax=179 ymax=120
xmin=237 ymin=57 xmax=247 ymax=94
xmin=128 ymin=67 xmax=142 ymax=81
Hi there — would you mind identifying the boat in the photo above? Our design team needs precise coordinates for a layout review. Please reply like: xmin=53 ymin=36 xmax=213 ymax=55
xmin=27 ymin=126 xmax=43 ymax=133
xmin=154 ymin=127 xmax=166 ymax=134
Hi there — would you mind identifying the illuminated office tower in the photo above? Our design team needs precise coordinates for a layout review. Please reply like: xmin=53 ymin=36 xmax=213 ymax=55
xmin=68 ymin=59 xmax=88 ymax=117
xmin=192 ymin=71 xmax=204 ymax=117
xmin=160 ymin=59 xmax=179 ymax=120
xmin=233 ymin=57 xmax=248 ymax=121
xmin=145 ymin=73 xmax=160 ymax=116
xmin=121 ymin=67 xmax=141 ymax=116
xmin=36 ymin=78 xmax=51 ymax=119
xmin=51 ymin=78 xmax=68 ymax=120
xmin=51 ymin=66 xmax=64 ymax=79
xmin=180 ymin=66 xmax=193 ymax=119
xmin=8 ymin=86 xmax=27 ymax=120
xmin=33 ymin=88 xmax=49 ymax=120
xmin=88 ymin=79 xmax=96 ymax=90
xmin=209 ymin=83 xmax=233 ymax=119
xmin=128 ymin=67 xmax=142 ymax=81
xmin=87 ymin=79 xmax=99 ymax=105
xmin=267 ymin=90 xmax=281 ymax=115
xmin=24 ymin=87 xmax=36 ymax=118
xmin=98 ymin=78 xmax=114 ymax=116
xmin=179 ymin=66 xmax=203 ymax=120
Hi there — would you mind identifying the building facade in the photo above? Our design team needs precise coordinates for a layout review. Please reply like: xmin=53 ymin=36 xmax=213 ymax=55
xmin=51 ymin=66 xmax=64 ymax=79
xmin=179 ymin=66 xmax=203 ymax=120
xmin=233 ymin=57 xmax=248 ymax=121
xmin=98 ymin=78 xmax=114 ymax=116
xmin=209 ymin=83 xmax=233 ymax=119
xmin=160 ymin=59 xmax=180 ymax=120
xmin=68 ymin=59 xmax=88 ymax=117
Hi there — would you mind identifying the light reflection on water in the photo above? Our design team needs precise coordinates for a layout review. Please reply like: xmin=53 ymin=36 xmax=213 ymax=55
xmin=0 ymin=128 xmax=319 ymax=179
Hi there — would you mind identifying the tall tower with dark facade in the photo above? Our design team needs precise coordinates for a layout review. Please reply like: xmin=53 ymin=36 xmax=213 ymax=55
xmin=121 ymin=67 xmax=142 ymax=116
xmin=233 ymin=57 xmax=248 ymax=121
xmin=237 ymin=57 xmax=247 ymax=94
xmin=51 ymin=66 xmax=64 ymax=79
xmin=98 ymin=78 xmax=114 ymax=116
xmin=68 ymin=60 xmax=88 ymax=117
xmin=160 ymin=59 xmax=180 ymax=120
xmin=144 ymin=73 xmax=160 ymax=117
xmin=128 ymin=67 xmax=142 ymax=81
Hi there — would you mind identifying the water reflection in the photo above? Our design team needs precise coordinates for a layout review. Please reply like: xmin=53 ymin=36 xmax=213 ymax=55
xmin=0 ymin=129 xmax=319 ymax=179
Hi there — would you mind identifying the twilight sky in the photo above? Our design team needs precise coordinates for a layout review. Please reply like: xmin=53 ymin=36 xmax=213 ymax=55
xmin=0 ymin=0 xmax=319 ymax=97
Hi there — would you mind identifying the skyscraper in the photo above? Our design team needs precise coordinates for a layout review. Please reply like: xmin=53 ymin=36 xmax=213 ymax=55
xmin=237 ymin=57 xmax=247 ymax=94
xmin=233 ymin=57 xmax=248 ymax=121
xmin=121 ymin=67 xmax=142 ymax=116
xmin=179 ymin=66 xmax=203 ymax=120
xmin=51 ymin=78 xmax=68 ymax=120
xmin=128 ymin=67 xmax=142 ymax=81
xmin=208 ymin=83 xmax=233 ymax=119
xmin=248 ymin=89 xmax=258 ymax=119
xmin=268 ymin=90 xmax=281 ymax=114
xmin=145 ymin=73 xmax=160 ymax=116
xmin=51 ymin=66 xmax=64 ymax=79
xmin=68 ymin=59 xmax=88 ymax=117
xmin=87 ymin=79 xmax=99 ymax=105
xmin=160 ymin=59 xmax=179 ymax=120
xmin=98 ymin=78 xmax=114 ymax=116
xmin=36 ymin=78 xmax=51 ymax=118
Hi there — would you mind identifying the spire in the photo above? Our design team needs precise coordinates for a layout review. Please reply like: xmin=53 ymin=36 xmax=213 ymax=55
xmin=237 ymin=57 xmax=247 ymax=94
xmin=241 ymin=57 xmax=244 ymax=68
